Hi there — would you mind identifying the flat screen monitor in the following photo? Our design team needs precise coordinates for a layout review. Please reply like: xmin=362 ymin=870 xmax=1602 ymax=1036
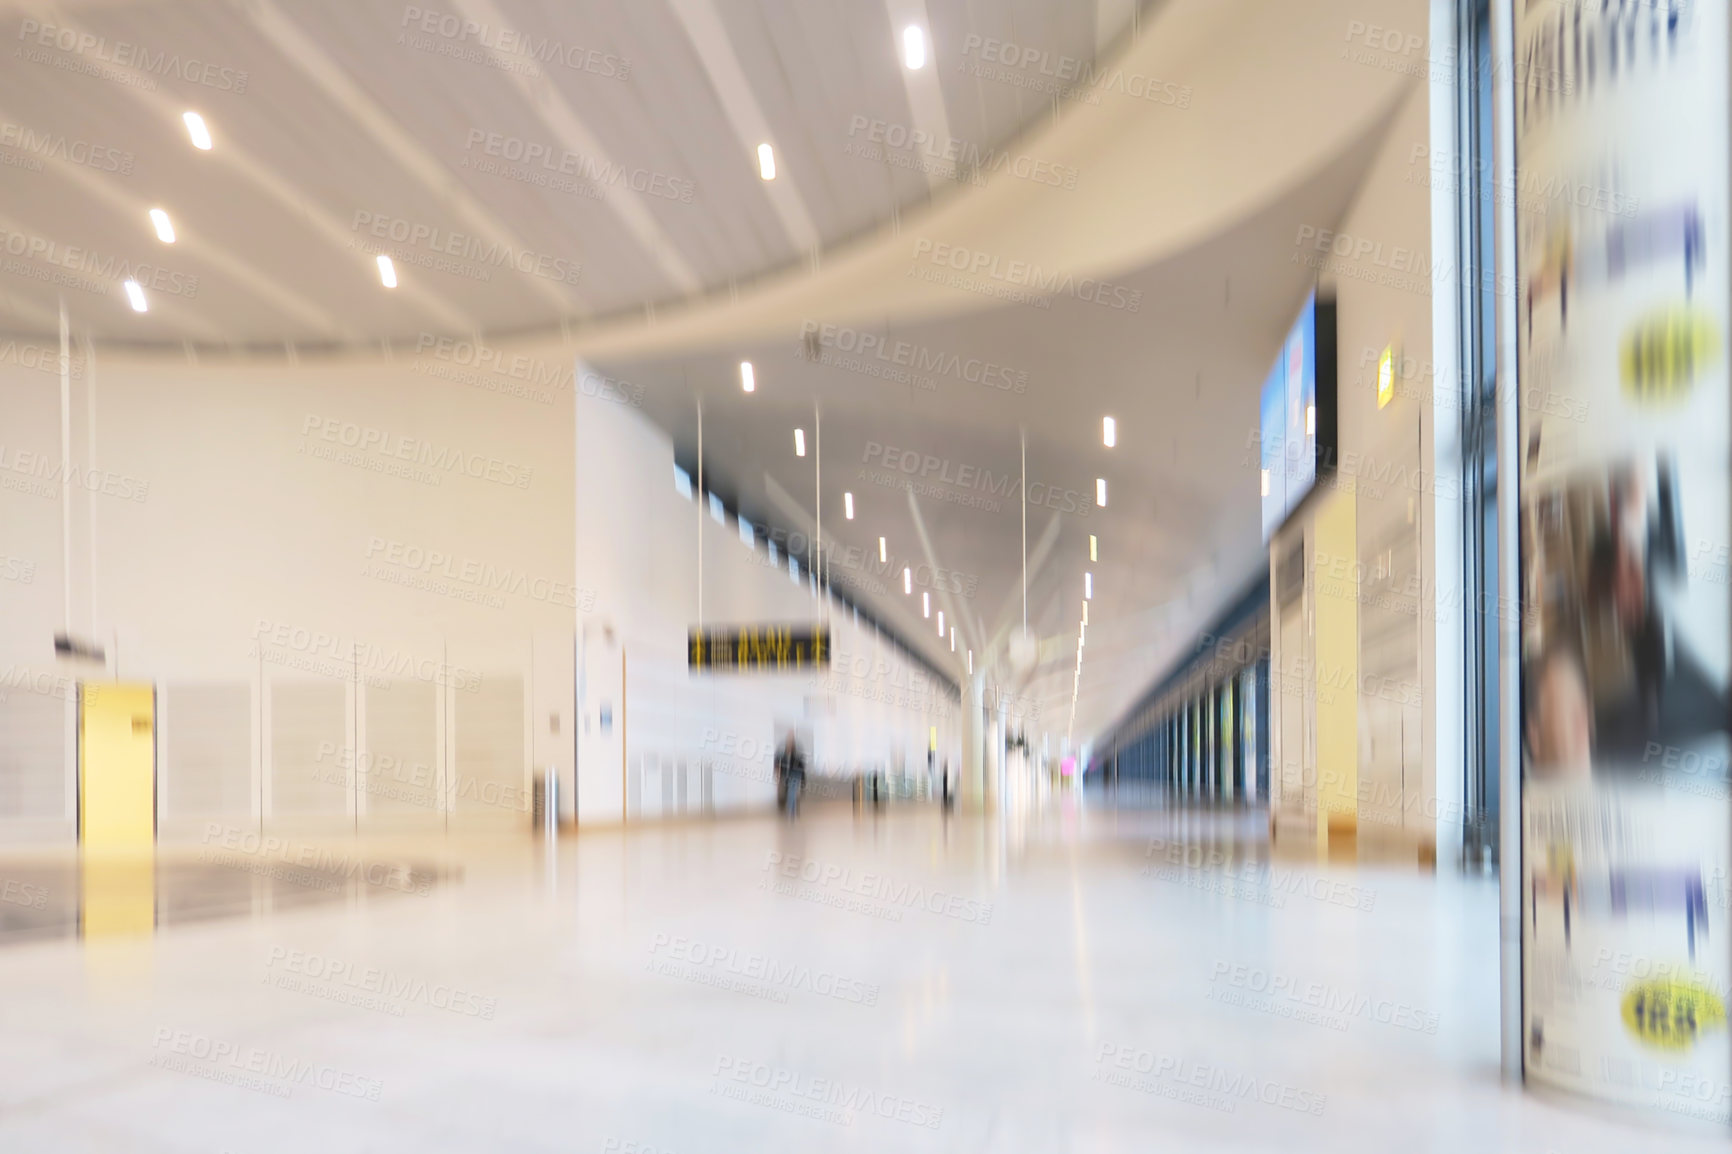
xmin=1258 ymin=292 xmax=1336 ymax=540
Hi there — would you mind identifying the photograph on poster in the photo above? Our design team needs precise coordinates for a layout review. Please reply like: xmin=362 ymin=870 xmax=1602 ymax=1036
xmin=1522 ymin=454 xmax=1726 ymax=782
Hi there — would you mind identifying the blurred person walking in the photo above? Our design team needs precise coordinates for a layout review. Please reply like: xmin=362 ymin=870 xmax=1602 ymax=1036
xmin=775 ymin=733 xmax=806 ymax=818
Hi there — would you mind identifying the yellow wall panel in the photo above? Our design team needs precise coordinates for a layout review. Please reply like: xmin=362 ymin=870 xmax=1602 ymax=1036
xmin=80 ymin=682 xmax=156 ymax=853
xmin=1312 ymin=493 xmax=1358 ymax=838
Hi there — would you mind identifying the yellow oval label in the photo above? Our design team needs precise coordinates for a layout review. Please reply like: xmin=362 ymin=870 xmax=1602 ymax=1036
xmin=1621 ymin=307 xmax=1719 ymax=403
xmin=1621 ymin=976 xmax=1726 ymax=1051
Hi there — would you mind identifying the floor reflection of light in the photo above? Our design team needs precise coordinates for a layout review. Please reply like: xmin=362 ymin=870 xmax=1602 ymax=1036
xmin=81 ymin=853 xmax=156 ymax=939
xmin=81 ymin=852 xmax=155 ymax=994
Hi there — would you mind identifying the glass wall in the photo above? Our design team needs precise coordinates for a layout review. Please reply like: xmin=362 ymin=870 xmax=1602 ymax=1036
xmin=1103 ymin=608 xmax=1271 ymax=806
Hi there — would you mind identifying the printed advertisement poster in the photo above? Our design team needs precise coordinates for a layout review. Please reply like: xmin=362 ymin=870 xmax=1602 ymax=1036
xmin=1515 ymin=0 xmax=1732 ymax=1123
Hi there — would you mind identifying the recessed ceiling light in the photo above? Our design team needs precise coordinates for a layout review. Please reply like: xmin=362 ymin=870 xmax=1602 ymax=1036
xmin=376 ymin=254 xmax=397 ymax=288
xmin=1096 ymin=478 xmax=1107 ymax=507
xmin=1089 ymin=534 xmax=1097 ymax=562
xmin=904 ymin=567 xmax=912 ymax=594
xmin=937 ymin=610 xmax=944 ymax=636
xmin=740 ymin=361 xmax=755 ymax=392
xmin=182 ymin=111 xmax=212 ymax=150
xmin=878 ymin=537 xmax=887 ymax=563
xmin=123 ymin=279 xmax=147 ymax=312
xmin=1085 ymin=572 xmax=1093 ymax=600
xmin=148 ymin=208 xmax=175 ymax=244
xmin=1102 ymin=416 xmax=1116 ymax=448
xmin=757 ymin=143 xmax=776 ymax=180
xmin=794 ymin=428 xmax=806 ymax=457
xmin=902 ymin=26 xmax=927 ymax=69
xmin=922 ymin=591 xmax=930 ymax=618
xmin=844 ymin=492 xmax=854 ymax=519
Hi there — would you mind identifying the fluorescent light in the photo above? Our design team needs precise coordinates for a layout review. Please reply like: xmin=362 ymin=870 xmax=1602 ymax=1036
xmin=1085 ymin=572 xmax=1093 ymax=599
xmin=967 ymin=650 xmax=973 ymax=675
xmin=122 ymin=279 xmax=147 ymax=312
xmin=1260 ymin=469 xmax=1270 ymax=497
xmin=1102 ymin=416 xmax=1116 ymax=447
xmin=879 ymin=537 xmax=887 ymax=563
xmin=794 ymin=428 xmax=805 ymax=456
xmin=1306 ymin=404 xmax=1316 ymax=435
xmin=904 ymin=567 xmax=912 ymax=594
xmin=923 ymin=591 xmax=930 ymax=618
xmin=950 ymin=628 xmax=956 ymax=652
xmin=902 ymin=25 xmax=927 ymax=69
xmin=740 ymin=361 xmax=755 ymax=392
xmin=1089 ymin=534 xmax=1097 ymax=562
xmin=148 ymin=209 xmax=175 ymax=243
xmin=1095 ymin=478 xmax=1107 ymax=507
xmin=757 ymin=143 xmax=776 ymax=180
xmin=937 ymin=610 xmax=944 ymax=636
xmin=844 ymin=492 xmax=854 ymax=519
xmin=376 ymin=254 xmax=397 ymax=288
xmin=183 ymin=111 xmax=212 ymax=150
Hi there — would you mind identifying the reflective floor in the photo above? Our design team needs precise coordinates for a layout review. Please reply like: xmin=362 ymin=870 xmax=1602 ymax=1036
xmin=0 ymin=801 xmax=1722 ymax=1152
xmin=0 ymin=859 xmax=451 ymax=946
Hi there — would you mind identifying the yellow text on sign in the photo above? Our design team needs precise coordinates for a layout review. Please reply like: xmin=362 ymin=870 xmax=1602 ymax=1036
xmin=1621 ymin=306 xmax=1719 ymax=403
xmin=1621 ymin=976 xmax=1726 ymax=1052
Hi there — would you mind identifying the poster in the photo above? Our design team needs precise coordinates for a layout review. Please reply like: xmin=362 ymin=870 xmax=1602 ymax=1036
xmin=1516 ymin=0 xmax=1732 ymax=1122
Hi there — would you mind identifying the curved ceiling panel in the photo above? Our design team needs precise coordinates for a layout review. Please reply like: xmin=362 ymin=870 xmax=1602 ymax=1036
xmin=0 ymin=0 xmax=1153 ymax=346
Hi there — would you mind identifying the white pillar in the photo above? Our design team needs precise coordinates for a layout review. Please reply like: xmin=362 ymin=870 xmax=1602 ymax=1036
xmin=962 ymin=673 xmax=986 ymax=807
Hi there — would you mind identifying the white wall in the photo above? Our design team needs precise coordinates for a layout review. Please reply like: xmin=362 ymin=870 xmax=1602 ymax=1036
xmin=0 ymin=332 xmax=955 ymax=842
xmin=0 ymin=337 xmax=576 ymax=841
xmin=572 ymin=368 xmax=958 ymax=825
xmin=1267 ymin=0 xmax=1463 ymax=857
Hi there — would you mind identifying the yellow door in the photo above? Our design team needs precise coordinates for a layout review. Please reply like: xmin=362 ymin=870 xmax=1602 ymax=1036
xmin=80 ymin=682 xmax=156 ymax=852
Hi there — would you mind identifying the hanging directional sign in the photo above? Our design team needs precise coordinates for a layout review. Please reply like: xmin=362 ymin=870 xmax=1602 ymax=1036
xmin=688 ymin=624 xmax=830 ymax=672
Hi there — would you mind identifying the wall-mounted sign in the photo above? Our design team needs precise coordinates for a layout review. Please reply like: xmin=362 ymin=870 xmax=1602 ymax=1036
xmin=688 ymin=625 xmax=830 ymax=672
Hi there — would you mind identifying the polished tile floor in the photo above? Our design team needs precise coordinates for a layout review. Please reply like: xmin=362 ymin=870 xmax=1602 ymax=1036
xmin=0 ymin=799 xmax=1723 ymax=1152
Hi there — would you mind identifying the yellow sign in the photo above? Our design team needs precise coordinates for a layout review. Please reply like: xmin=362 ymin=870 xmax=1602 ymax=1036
xmin=1621 ymin=976 xmax=1726 ymax=1051
xmin=1377 ymin=346 xmax=1395 ymax=409
xmin=688 ymin=625 xmax=830 ymax=672
xmin=1620 ymin=306 xmax=1719 ymax=403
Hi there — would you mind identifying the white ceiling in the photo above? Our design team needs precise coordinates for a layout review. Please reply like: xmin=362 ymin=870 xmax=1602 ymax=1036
xmin=563 ymin=0 xmax=1424 ymax=744
xmin=600 ymin=124 xmax=1392 ymax=745
xmin=0 ymin=0 xmax=1148 ymax=346
xmin=1 ymin=0 xmax=1423 ymax=747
